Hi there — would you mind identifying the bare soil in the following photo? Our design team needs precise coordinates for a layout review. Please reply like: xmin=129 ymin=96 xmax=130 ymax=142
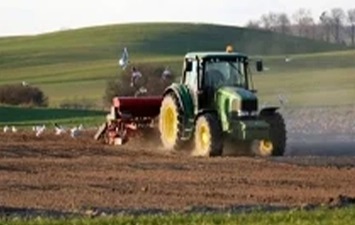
xmin=0 ymin=129 xmax=355 ymax=216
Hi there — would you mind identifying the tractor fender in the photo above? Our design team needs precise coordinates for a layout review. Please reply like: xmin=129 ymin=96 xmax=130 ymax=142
xmin=163 ymin=84 xmax=195 ymax=138
xmin=196 ymin=109 xmax=223 ymax=131
xmin=197 ymin=109 xmax=219 ymax=120
xmin=259 ymin=107 xmax=279 ymax=116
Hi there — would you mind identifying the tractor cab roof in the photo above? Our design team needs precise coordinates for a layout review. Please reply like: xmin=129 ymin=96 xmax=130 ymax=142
xmin=184 ymin=51 xmax=248 ymax=60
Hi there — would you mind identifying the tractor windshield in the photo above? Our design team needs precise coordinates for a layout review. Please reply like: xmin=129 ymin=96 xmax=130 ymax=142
xmin=204 ymin=58 xmax=246 ymax=89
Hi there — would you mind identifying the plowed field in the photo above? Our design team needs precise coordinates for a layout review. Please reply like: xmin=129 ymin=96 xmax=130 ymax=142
xmin=0 ymin=128 xmax=354 ymax=216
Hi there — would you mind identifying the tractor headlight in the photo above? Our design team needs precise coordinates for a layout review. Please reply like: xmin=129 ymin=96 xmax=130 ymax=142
xmin=237 ymin=110 xmax=258 ymax=117
xmin=231 ymin=100 xmax=258 ymax=118
xmin=238 ymin=110 xmax=249 ymax=117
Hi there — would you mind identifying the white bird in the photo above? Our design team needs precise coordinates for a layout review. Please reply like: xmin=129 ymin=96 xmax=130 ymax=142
xmin=21 ymin=81 xmax=28 ymax=86
xmin=3 ymin=126 xmax=9 ymax=133
xmin=134 ymin=87 xmax=148 ymax=97
xmin=70 ymin=125 xmax=82 ymax=138
xmin=54 ymin=123 xmax=66 ymax=135
xmin=33 ymin=125 xmax=46 ymax=137
xmin=161 ymin=66 xmax=172 ymax=79
xmin=11 ymin=126 xmax=17 ymax=133
xmin=118 ymin=47 xmax=129 ymax=70
xmin=285 ymin=57 xmax=292 ymax=63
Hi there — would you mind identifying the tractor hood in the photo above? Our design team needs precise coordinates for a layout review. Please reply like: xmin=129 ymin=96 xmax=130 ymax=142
xmin=216 ymin=87 xmax=258 ymax=116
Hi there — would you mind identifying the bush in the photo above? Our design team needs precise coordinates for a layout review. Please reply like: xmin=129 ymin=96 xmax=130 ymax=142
xmin=0 ymin=84 xmax=48 ymax=107
xmin=103 ymin=63 xmax=176 ymax=105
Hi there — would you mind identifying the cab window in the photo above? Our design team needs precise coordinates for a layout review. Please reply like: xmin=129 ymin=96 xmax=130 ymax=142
xmin=184 ymin=60 xmax=198 ymax=90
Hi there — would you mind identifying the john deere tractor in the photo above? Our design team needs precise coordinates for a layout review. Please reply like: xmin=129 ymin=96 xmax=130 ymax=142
xmin=159 ymin=47 xmax=286 ymax=157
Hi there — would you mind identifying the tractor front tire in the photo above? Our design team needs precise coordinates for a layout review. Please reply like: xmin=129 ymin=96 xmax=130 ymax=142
xmin=193 ymin=113 xmax=223 ymax=157
xmin=254 ymin=112 xmax=286 ymax=156
xmin=159 ymin=94 xmax=185 ymax=151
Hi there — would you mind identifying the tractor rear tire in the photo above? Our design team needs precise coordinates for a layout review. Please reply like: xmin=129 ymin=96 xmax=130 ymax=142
xmin=193 ymin=113 xmax=223 ymax=157
xmin=255 ymin=112 xmax=286 ymax=156
xmin=159 ymin=94 xmax=185 ymax=151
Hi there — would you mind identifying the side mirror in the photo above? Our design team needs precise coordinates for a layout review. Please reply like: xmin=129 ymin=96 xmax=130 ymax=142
xmin=251 ymin=89 xmax=258 ymax=94
xmin=256 ymin=60 xmax=263 ymax=72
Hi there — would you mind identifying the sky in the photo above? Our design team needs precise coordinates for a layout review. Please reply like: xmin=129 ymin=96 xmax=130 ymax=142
xmin=0 ymin=0 xmax=354 ymax=37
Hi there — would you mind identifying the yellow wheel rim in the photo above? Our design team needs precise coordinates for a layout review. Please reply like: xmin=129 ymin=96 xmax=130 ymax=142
xmin=199 ymin=124 xmax=210 ymax=151
xmin=162 ymin=106 xmax=176 ymax=142
xmin=260 ymin=140 xmax=273 ymax=156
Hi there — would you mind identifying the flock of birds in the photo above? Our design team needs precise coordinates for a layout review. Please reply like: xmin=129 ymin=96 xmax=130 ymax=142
xmin=3 ymin=48 xmax=129 ymax=140
xmin=2 ymin=123 xmax=84 ymax=138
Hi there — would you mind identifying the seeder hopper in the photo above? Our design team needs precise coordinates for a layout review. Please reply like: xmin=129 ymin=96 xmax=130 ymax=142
xmin=95 ymin=96 xmax=163 ymax=145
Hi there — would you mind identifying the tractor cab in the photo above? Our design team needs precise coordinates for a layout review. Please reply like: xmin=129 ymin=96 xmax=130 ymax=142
xmin=182 ymin=49 xmax=261 ymax=111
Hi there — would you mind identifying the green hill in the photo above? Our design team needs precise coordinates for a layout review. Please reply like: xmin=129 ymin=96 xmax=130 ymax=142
xmin=0 ymin=22 xmax=353 ymax=108
xmin=0 ymin=22 xmax=347 ymax=69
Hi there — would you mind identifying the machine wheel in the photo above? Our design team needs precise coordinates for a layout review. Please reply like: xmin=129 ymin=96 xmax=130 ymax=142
xmin=254 ymin=112 xmax=286 ymax=156
xmin=193 ymin=113 xmax=223 ymax=157
xmin=159 ymin=94 xmax=185 ymax=150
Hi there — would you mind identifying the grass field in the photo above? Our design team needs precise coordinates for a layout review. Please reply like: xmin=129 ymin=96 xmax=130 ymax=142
xmin=255 ymin=50 xmax=355 ymax=106
xmin=1 ymin=207 xmax=355 ymax=225
xmin=0 ymin=22 xmax=354 ymax=125
xmin=0 ymin=106 xmax=105 ymax=127
xmin=0 ymin=22 xmax=352 ymax=107
xmin=1 ymin=51 xmax=355 ymax=108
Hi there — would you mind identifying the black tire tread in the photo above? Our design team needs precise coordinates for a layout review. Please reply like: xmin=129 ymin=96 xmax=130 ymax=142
xmin=159 ymin=93 xmax=186 ymax=150
xmin=195 ymin=113 xmax=223 ymax=157
xmin=261 ymin=112 xmax=287 ymax=156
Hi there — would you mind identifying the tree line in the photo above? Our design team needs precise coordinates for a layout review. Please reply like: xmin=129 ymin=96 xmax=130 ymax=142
xmin=246 ymin=8 xmax=355 ymax=46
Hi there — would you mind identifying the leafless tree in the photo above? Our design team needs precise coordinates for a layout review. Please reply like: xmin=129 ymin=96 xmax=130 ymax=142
xmin=259 ymin=12 xmax=291 ymax=34
xmin=244 ymin=7 xmax=354 ymax=45
xmin=260 ymin=12 xmax=279 ymax=31
xmin=292 ymin=8 xmax=315 ymax=39
xmin=347 ymin=9 xmax=355 ymax=46
xmin=245 ymin=20 xmax=261 ymax=29
xmin=276 ymin=13 xmax=291 ymax=34
xmin=319 ymin=11 xmax=332 ymax=42
xmin=329 ymin=8 xmax=346 ymax=43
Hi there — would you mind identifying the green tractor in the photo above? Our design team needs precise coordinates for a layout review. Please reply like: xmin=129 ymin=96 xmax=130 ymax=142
xmin=159 ymin=47 xmax=286 ymax=157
